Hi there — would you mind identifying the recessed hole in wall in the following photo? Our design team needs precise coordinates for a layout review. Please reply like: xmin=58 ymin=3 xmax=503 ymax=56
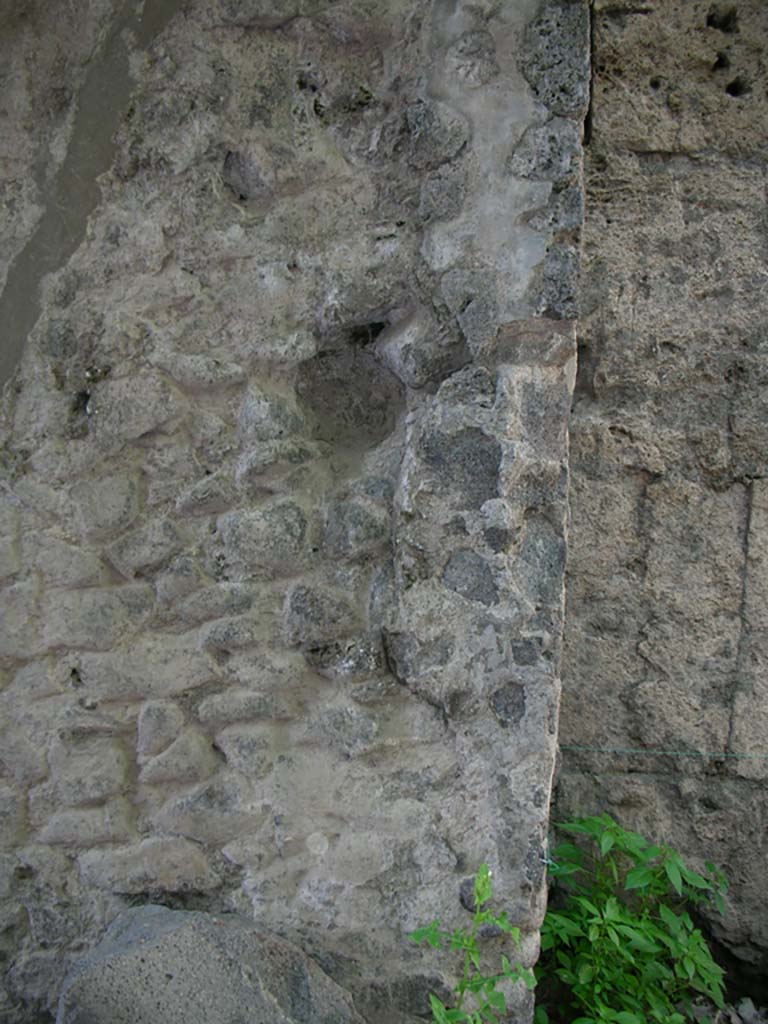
xmin=725 ymin=76 xmax=750 ymax=97
xmin=348 ymin=321 xmax=387 ymax=347
xmin=712 ymin=51 xmax=730 ymax=70
xmin=649 ymin=77 xmax=661 ymax=90
xmin=706 ymin=6 xmax=738 ymax=32
xmin=72 ymin=390 xmax=90 ymax=414
xmin=296 ymin=349 xmax=405 ymax=449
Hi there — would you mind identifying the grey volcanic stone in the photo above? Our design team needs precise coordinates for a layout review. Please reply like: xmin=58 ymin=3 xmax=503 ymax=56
xmin=520 ymin=1 xmax=590 ymax=118
xmin=442 ymin=550 xmax=498 ymax=605
xmin=56 ymin=905 xmax=367 ymax=1024
xmin=420 ymin=426 xmax=502 ymax=509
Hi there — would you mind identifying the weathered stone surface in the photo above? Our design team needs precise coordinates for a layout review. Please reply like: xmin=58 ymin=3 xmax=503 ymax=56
xmin=152 ymin=773 xmax=266 ymax=844
xmin=0 ymin=581 xmax=42 ymax=660
xmin=442 ymin=550 xmax=498 ymax=606
xmin=284 ymin=584 xmax=360 ymax=649
xmin=49 ymin=737 xmax=129 ymax=807
xmin=197 ymin=688 xmax=290 ymax=727
xmin=520 ymin=1 xmax=590 ymax=117
xmin=152 ymin=352 xmax=245 ymax=391
xmin=198 ymin=615 xmax=261 ymax=653
xmin=78 ymin=838 xmax=219 ymax=894
xmin=23 ymin=531 xmax=108 ymax=588
xmin=218 ymin=502 xmax=307 ymax=579
xmin=0 ymin=0 xmax=590 ymax=1019
xmin=39 ymin=799 xmax=134 ymax=847
xmin=139 ymin=728 xmax=217 ymax=785
xmin=376 ymin=306 xmax=469 ymax=390
xmin=78 ymin=634 xmax=214 ymax=701
xmin=324 ymin=497 xmax=390 ymax=560
xmin=136 ymin=700 xmax=185 ymax=757
xmin=71 ymin=474 xmax=141 ymax=540
xmin=559 ymin=0 xmax=768 ymax=989
xmin=88 ymin=373 xmax=185 ymax=453
xmin=41 ymin=585 xmax=154 ymax=651
xmin=106 ymin=519 xmax=183 ymax=578
xmin=0 ymin=785 xmax=26 ymax=851
xmin=237 ymin=384 xmax=305 ymax=444
xmin=56 ymin=905 xmax=367 ymax=1024
xmin=214 ymin=724 xmax=273 ymax=778
xmin=175 ymin=470 xmax=237 ymax=516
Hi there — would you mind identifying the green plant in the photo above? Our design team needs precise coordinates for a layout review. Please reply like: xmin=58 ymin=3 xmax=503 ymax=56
xmin=535 ymin=813 xmax=728 ymax=1024
xmin=409 ymin=863 xmax=536 ymax=1023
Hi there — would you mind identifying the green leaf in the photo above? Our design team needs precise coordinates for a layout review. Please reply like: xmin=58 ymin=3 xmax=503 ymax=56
xmin=624 ymin=866 xmax=655 ymax=890
xmin=409 ymin=922 xmax=443 ymax=949
xmin=485 ymin=989 xmax=506 ymax=1013
xmin=614 ymin=1014 xmax=644 ymax=1024
xmin=429 ymin=994 xmax=451 ymax=1024
xmin=578 ymin=963 xmax=594 ymax=985
xmin=533 ymin=1007 xmax=549 ymax=1024
xmin=600 ymin=831 xmax=615 ymax=855
xmin=658 ymin=904 xmax=680 ymax=932
xmin=522 ymin=969 xmax=537 ymax=990
xmin=474 ymin=863 xmax=492 ymax=907
xmin=665 ymin=859 xmax=683 ymax=895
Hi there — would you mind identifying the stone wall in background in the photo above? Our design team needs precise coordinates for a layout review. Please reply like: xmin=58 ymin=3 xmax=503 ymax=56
xmin=0 ymin=1 xmax=588 ymax=1021
xmin=559 ymin=0 xmax=768 ymax=998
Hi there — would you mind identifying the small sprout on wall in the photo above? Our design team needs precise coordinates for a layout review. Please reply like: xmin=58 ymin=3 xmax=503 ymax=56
xmin=409 ymin=863 xmax=535 ymax=1023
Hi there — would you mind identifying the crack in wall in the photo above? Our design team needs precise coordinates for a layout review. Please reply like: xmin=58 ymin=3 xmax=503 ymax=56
xmin=726 ymin=478 xmax=754 ymax=757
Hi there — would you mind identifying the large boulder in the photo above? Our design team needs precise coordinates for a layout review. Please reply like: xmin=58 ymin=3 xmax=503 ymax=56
xmin=56 ymin=905 xmax=367 ymax=1024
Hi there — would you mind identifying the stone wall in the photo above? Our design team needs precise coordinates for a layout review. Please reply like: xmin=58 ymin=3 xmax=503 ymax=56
xmin=559 ymin=0 xmax=768 ymax=997
xmin=0 ymin=1 xmax=588 ymax=1021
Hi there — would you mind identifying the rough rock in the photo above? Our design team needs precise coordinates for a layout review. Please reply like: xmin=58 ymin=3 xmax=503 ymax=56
xmin=55 ymin=905 xmax=367 ymax=1024
xmin=0 ymin=0 xmax=589 ymax=1020
xmin=558 ymin=0 xmax=768 ymax=993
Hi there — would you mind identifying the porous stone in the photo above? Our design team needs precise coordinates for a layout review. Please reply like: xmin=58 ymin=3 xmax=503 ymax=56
xmin=0 ymin=502 xmax=21 ymax=581
xmin=508 ymin=118 xmax=581 ymax=181
xmin=152 ymin=773 xmax=266 ymax=844
xmin=197 ymin=688 xmax=290 ymax=727
xmin=137 ymin=701 xmax=185 ymax=757
xmin=176 ymin=584 xmax=254 ymax=626
xmin=234 ymin=440 xmax=315 ymax=489
xmin=0 ymin=0 xmax=591 ymax=1017
xmin=237 ymin=384 xmax=305 ymax=444
xmin=139 ymin=728 xmax=217 ymax=785
xmin=376 ymin=307 xmax=469 ymax=389
xmin=218 ymin=502 xmax=307 ymax=579
xmin=71 ymin=474 xmax=140 ymax=540
xmin=49 ymin=737 xmax=129 ymax=807
xmin=284 ymin=584 xmax=360 ymax=649
xmin=0 ymin=785 xmax=26 ymax=850
xmin=441 ymin=550 xmax=498 ymax=606
xmin=0 ymin=580 xmax=42 ymax=660
xmin=78 ymin=634 xmax=215 ymax=701
xmin=55 ymin=905 xmax=367 ymax=1024
xmin=41 ymin=585 xmax=154 ymax=651
xmin=88 ymin=373 xmax=185 ymax=453
xmin=520 ymin=1 xmax=590 ymax=117
xmin=419 ymin=426 xmax=502 ymax=510
xmin=175 ymin=471 xmax=238 ymax=516
xmin=152 ymin=352 xmax=245 ymax=390
xmin=214 ymin=724 xmax=273 ymax=778
xmin=38 ymin=799 xmax=134 ymax=846
xmin=78 ymin=838 xmax=219 ymax=894
xmin=23 ymin=532 xmax=108 ymax=588
xmin=198 ymin=615 xmax=261 ymax=653
xmin=106 ymin=519 xmax=183 ymax=578
xmin=406 ymin=99 xmax=470 ymax=170
xmin=324 ymin=498 xmax=389 ymax=560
